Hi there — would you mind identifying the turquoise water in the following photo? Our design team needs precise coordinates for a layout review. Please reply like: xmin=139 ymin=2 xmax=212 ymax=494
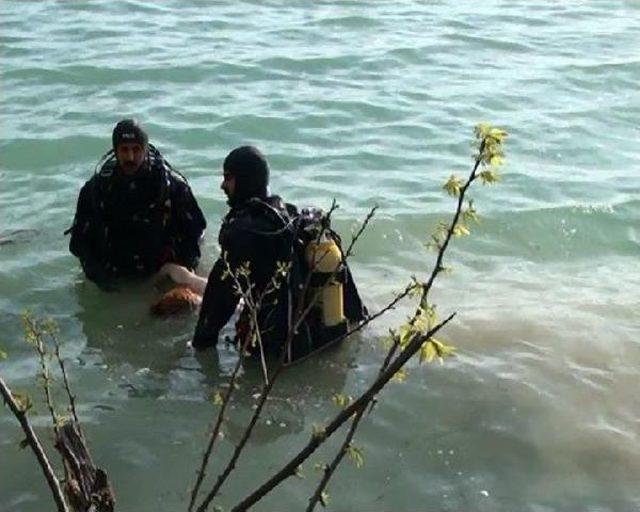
xmin=1 ymin=1 xmax=639 ymax=510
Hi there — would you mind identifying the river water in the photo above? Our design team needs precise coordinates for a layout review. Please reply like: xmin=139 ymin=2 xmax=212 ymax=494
xmin=1 ymin=1 xmax=639 ymax=511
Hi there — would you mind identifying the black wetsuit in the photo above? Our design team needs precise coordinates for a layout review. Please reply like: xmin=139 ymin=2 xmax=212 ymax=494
xmin=193 ymin=195 xmax=366 ymax=360
xmin=69 ymin=147 xmax=206 ymax=285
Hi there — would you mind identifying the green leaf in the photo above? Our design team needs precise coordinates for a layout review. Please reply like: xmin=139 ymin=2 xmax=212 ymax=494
xmin=432 ymin=338 xmax=457 ymax=364
xmin=408 ymin=279 xmax=423 ymax=297
xmin=479 ymin=169 xmax=500 ymax=184
xmin=211 ymin=391 xmax=223 ymax=406
xmin=11 ymin=391 xmax=33 ymax=413
xmin=462 ymin=201 xmax=480 ymax=224
xmin=275 ymin=260 xmax=291 ymax=277
xmin=419 ymin=338 xmax=457 ymax=365
xmin=452 ymin=223 xmax=470 ymax=237
xmin=0 ymin=348 xmax=7 ymax=360
xmin=331 ymin=393 xmax=351 ymax=408
xmin=490 ymin=154 xmax=503 ymax=167
xmin=346 ymin=444 xmax=365 ymax=469
xmin=391 ymin=368 xmax=407 ymax=383
xmin=312 ymin=424 xmax=326 ymax=441
xmin=414 ymin=303 xmax=437 ymax=332
xmin=419 ymin=341 xmax=437 ymax=364
xmin=443 ymin=175 xmax=462 ymax=197
xmin=474 ymin=123 xmax=491 ymax=140
xmin=489 ymin=127 xmax=508 ymax=142
xmin=320 ymin=491 xmax=330 ymax=508
xmin=397 ymin=323 xmax=413 ymax=348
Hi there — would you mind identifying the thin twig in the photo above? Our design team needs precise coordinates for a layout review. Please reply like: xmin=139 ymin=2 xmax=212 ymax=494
xmin=306 ymin=335 xmax=400 ymax=511
xmin=194 ymin=363 xmax=285 ymax=512
xmin=232 ymin=132 xmax=497 ymax=511
xmin=231 ymin=313 xmax=456 ymax=512
xmin=190 ymin=232 xmax=297 ymax=511
xmin=0 ymin=376 xmax=69 ymax=512
xmin=342 ymin=205 xmax=378 ymax=260
xmin=305 ymin=140 xmax=490 ymax=510
xmin=25 ymin=316 xmax=59 ymax=435
xmin=50 ymin=330 xmax=81 ymax=429
xmin=187 ymin=337 xmax=248 ymax=512
xmin=324 ymin=280 xmax=418 ymax=347
xmin=420 ymin=139 xmax=485 ymax=305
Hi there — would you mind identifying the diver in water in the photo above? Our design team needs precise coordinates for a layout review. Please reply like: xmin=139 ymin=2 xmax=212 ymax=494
xmin=68 ymin=119 xmax=206 ymax=288
xmin=162 ymin=145 xmax=366 ymax=362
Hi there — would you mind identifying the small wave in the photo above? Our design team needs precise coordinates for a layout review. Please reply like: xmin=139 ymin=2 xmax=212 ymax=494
xmin=256 ymin=54 xmax=362 ymax=74
xmin=313 ymin=14 xmax=383 ymax=29
xmin=443 ymin=32 xmax=534 ymax=53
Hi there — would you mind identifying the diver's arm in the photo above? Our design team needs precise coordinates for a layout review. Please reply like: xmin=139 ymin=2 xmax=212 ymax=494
xmin=192 ymin=257 xmax=238 ymax=350
xmin=69 ymin=183 xmax=111 ymax=285
xmin=169 ymin=180 xmax=207 ymax=270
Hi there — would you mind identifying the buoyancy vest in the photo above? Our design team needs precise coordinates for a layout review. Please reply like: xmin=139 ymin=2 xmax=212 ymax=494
xmin=89 ymin=146 xmax=177 ymax=275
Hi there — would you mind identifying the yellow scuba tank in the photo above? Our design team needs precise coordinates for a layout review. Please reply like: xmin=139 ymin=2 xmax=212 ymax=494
xmin=304 ymin=230 xmax=345 ymax=327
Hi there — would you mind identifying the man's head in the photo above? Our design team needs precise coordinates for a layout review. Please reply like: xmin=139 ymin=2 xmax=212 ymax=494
xmin=221 ymin=146 xmax=269 ymax=205
xmin=112 ymin=119 xmax=149 ymax=175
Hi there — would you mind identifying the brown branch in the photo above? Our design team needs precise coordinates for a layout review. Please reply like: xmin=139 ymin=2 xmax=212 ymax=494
xmin=26 ymin=318 xmax=60 ymax=435
xmin=420 ymin=139 xmax=485 ymax=305
xmin=231 ymin=313 xmax=456 ymax=512
xmin=194 ymin=363 xmax=285 ymax=512
xmin=304 ymin=138 xmax=491 ymax=510
xmin=55 ymin=420 xmax=115 ymax=512
xmin=0 ymin=376 xmax=69 ymax=512
xmin=323 ymin=280 xmax=418 ymax=348
xmin=306 ymin=407 xmax=365 ymax=512
xmin=50 ymin=330 xmax=81 ymax=429
xmin=188 ymin=339 xmax=248 ymax=512
xmin=190 ymin=240 xmax=296 ymax=511
xmin=194 ymin=200 xmax=391 ymax=510
xmin=306 ymin=335 xmax=400 ymax=511
xmin=342 ymin=205 xmax=378 ymax=260
xmin=231 ymin=131 xmax=499 ymax=511
xmin=193 ymin=203 xmax=345 ymax=510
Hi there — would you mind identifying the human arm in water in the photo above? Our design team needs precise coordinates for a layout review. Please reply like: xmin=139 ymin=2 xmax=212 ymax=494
xmin=157 ymin=262 xmax=207 ymax=295
xmin=167 ymin=175 xmax=207 ymax=270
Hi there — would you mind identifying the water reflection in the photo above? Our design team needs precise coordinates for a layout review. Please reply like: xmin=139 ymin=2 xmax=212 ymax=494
xmin=74 ymin=277 xmax=361 ymax=445
xmin=193 ymin=335 xmax=362 ymax=445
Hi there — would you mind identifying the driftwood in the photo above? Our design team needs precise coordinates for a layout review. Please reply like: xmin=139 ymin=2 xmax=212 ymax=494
xmin=56 ymin=421 xmax=115 ymax=512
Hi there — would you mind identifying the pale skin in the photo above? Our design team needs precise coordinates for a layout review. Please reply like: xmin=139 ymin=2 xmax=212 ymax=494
xmin=156 ymin=169 xmax=234 ymax=295
xmin=157 ymin=262 xmax=207 ymax=295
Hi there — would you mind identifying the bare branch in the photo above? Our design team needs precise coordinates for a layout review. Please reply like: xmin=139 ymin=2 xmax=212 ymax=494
xmin=231 ymin=128 xmax=505 ymax=511
xmin=231 ymin=313 xmax=456 ymax=512
xmin=191 ymin=240 xmax=295 ymax=510
xmin=23 ymin=315 xmax=60 ymax=435
xmin=342 ymin=205 xmax=378 ymax=260
xmin=50 ymin=329 xmax=81 ymax=429
xmin=306 ymin=334 xmax=400 ymax=511
xmin=194 ymin=363 xmax=285 ymax=512
xmin=0 ymin=376 xmax=69 ymax=512
xmin=419 ymin=139 xmax=486 ymax=305
xmin=188 ymin=340 xmax=247 ymax=512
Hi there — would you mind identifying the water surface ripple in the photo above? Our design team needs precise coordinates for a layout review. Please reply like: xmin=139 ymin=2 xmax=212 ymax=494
xmin=1 ymin=1 xmax=639 ymax=511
